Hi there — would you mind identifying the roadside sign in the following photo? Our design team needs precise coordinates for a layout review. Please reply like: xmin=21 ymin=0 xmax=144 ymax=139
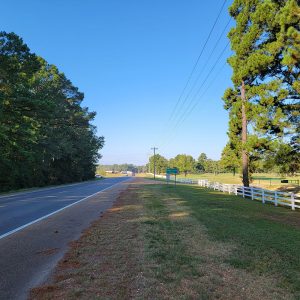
xmin=166 ymin=168 xmax=179 ymax=175
xmin=166 ymin=168 xmax=179 ymax=186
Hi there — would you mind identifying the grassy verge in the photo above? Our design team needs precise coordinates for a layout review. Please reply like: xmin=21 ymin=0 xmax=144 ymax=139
xmin=31 ymin=180 xmax=300 ymax=299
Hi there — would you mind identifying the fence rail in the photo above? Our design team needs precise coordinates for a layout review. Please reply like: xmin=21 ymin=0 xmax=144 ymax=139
xmin=198 ymin=179 xmax=299 ymax=211
xmin=149 ymin=174 xmax=298 ymax=210
xmin=154 ymin=175 xmax=198 ymax=185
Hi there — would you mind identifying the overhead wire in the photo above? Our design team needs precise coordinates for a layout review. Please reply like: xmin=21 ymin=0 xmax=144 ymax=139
xmin=172 ymin=41 xmax=230 ymax=131
xmin=171 ymin=17 xmax=232 ymax=123
xmin=159 ymin=42 xmax=230 ymax=149
xmin=160 ymin=61 xmax=227 ymax=149
xmin=167 ymin=0 xmax=229 ymax=124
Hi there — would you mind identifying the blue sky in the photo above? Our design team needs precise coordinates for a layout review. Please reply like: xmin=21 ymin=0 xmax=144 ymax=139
xmin=2 ymin=0 xmax=234 ymax=165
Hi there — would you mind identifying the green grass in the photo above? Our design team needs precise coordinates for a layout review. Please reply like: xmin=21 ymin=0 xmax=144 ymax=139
xmin=145 ymin=172 xmax=300 ymax=193
xmin=175 ymin=172 xmax=300 ymax=184
xmin=176 ymin=172 xmax=242 ymax=184
xmin=31 ymin=180 xmax=300 ymax=299
xmin=142 ymin=189 xmax=202 ymax=283
xmin=142 ymin=183 xmax=300 ymax=297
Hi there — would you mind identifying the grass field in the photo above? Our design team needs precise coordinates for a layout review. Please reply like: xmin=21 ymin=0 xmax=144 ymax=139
xmin=31 ymin=179 xmax=300 ymax=299
xmin=176 ymin=172 xmax=300 ymax=183
xmin=148 ymin=173 xmax=300 ymax=194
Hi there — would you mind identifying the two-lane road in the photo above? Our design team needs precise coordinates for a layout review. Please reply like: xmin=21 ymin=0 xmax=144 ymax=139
xmin=0 ymin=177 xmax=132 ymax=300
xmin=0 ymin=177 xmax=128 ymax=238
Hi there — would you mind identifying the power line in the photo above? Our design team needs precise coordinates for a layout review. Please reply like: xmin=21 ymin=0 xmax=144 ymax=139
xmin=177 ymin=59 xmax=229 ymax=129
xmin=160 ymin=59 xmax=229 ymax=150
xmin=157 ymin=42 xmax=230 ymax=149
xmin=168 ymin=0 xmax=229 ymax=123
xmin=171 ymin=17 xmax=232 ymax=123
xmin=172 ymin=41 xmax=230 ymax=130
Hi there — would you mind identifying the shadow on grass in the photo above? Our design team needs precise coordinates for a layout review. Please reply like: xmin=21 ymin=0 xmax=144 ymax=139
xmin=143 ymin=183 xmax=300 ymax=296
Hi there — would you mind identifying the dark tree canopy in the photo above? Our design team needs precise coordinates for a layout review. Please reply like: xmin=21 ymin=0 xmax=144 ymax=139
xmin=0 ymin=32 xmax=104 ymax=191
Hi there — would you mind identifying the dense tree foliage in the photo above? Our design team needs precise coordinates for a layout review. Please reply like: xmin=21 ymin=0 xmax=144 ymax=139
xmin=97 ymin=164 xmax=145 ymax=174
xmin=146 ymin=153 xmax=225 ymax=175
xmin=148 ymin=154 xmax=168 ymax=174
xmin=223 ymin=0 xmax=300 ymax=184
xmin=145 ymin=147 xmax=296 ymax=177
xmin=220 ymin=144 xmax=240 ymax=175
xmin=169 ymin=154 xmax=195 ymax=177
xmin=195 ymin=152 xmax=222 ymax=174
xmin=0 ymin=32 xmax=104 ymax=191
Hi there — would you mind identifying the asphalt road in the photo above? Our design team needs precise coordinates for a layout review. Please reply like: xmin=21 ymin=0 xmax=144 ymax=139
xmin=0 ymin=177 xmax=132 ymax=300
xmin=0 ymin=177 xmax=128 ymax=238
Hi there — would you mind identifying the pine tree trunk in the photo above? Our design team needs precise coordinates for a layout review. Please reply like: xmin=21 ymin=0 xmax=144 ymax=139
xmin=241 ymin=81 xmax=249 ymax=187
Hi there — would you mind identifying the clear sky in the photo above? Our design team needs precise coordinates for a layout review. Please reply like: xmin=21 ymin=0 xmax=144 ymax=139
xmin=2 ymin=0 xmax=234 ymax=165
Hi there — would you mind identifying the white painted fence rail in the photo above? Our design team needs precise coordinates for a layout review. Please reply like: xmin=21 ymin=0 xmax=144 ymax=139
xmin=198 ymin=179 xmax=299 ymax=211
xmin=149 ymin=174 xmax=198 ymax=184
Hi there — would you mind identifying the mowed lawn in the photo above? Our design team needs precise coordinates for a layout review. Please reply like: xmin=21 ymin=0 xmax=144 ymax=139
xmin=174 ymin=173 xmax=300 ymax=193
xmin=31 ymin=180 xmax=300 ymax=300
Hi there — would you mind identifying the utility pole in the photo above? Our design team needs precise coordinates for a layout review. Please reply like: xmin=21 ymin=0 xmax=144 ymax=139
xmin=151 ymin=147 xmax=158 ymax=179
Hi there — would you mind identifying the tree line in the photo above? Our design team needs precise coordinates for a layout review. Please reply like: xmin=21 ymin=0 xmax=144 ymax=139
xmin=97 ymin=164 xmax=147 ymax=174
xmin=222 ymin=0 xmax=299 ymax=185
xmin=0 ymin=32 xmax=104 ymax=192
xmin=148 ymin=153 xmax=225 ymax=176
xmin=148 ymin=148 xmax=299 ymax=178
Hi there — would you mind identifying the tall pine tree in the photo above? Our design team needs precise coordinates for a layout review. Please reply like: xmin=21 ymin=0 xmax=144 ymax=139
xmin=223 ymin=0 xmax=300 ymax=185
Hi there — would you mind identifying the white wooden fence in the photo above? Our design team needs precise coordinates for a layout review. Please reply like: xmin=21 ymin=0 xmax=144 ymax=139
xmin=154 ymin=175 xmax=198 ymax=184
xmin=149 ymin=174 xmax=299 ymax=210
xmin=198 ymin=179 xmax=299 ymax=211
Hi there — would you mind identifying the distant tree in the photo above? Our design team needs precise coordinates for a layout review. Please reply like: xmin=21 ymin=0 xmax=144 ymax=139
xmin=203 ymin=159 xmax=217 ymax=174
xmin=168 ymin=158 xmax=176 ymax=168
xmin=220 ymin=144 xmax=240 ymax=176
xmin=265 ymin=141 xmax=300 ymax=176
xmin=172 ymin=154 xmax=195 ymax=177
xmin=148 ymin=154 xmax=168 ymax=174
xmin=136 ymin=165 xmax=147 ymax=173
xmin=195 ymin=153 xmax=207 ymax=172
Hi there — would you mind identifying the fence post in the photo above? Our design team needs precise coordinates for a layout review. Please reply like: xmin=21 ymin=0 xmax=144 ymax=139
xmin=235 ymin=185 xmax=238 ymax=196
xmin=274 ymin=191 xmax=278 ymax=206
xmin=262 ymin=189 xmax=265 ymax=204
xmin=242 ymin=186 xmax=245 ymax=198
xmin=228 ymin=184 xmax=231 ymax=194
xmin=291 ymin=193 xmax=295 ymax=211
xmin=251 ymin=187 xmax=254 ymax=200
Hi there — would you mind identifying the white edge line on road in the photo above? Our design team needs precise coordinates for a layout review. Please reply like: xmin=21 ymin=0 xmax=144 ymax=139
xmin=0 ymin=178 xmax=113 ymax=200
xmin=0 ymin=178 xmax=132 ymax=240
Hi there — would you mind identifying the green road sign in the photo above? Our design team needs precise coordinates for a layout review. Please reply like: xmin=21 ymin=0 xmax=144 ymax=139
xmin=166 ymin=168 xmax=179 ymax=175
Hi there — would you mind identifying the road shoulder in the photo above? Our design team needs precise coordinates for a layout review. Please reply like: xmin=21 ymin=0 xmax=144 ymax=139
xmin=0 ymin=179 xmax=131 ymax=300
xmin=29 ymin=178 xmax=295 ymax=299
